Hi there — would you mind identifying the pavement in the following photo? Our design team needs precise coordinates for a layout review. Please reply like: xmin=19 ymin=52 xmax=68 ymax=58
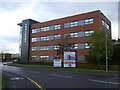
xmin=1 ymin=63 xmax=120 ymax=89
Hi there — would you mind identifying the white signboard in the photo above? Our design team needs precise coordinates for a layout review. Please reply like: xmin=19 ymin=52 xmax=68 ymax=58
xmin=53 ymin=59 xmax=62 ymax=67
xmin=64 ymin=52 xmax=76 ymax=67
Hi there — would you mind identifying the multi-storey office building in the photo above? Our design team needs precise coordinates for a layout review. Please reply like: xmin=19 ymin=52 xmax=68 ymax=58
xmin=18 ymin=10 xmax=111 ymax=63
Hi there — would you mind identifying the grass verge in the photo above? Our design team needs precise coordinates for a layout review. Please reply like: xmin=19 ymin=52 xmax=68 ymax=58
xmin=0 ymin=75 xmax=2 ymax=89
xmin=14 ymin=64 xmax=119 ymax=73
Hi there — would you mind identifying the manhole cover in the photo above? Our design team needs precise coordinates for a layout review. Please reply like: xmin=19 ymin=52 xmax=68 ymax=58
xmin=11 ymin=77 xmax=24 ymax=81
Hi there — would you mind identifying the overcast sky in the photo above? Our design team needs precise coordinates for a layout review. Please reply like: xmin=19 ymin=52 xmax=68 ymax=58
xmin=0 ymin=0 xmax=119 ymax=54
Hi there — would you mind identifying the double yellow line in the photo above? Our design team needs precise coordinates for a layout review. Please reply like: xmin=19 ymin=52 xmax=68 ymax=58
xmin=26 ymin=77 xmax=46 ymax=90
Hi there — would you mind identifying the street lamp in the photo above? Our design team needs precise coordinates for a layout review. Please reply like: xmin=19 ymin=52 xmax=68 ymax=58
xmin=105 ymin=30 xmax=108 ymax=72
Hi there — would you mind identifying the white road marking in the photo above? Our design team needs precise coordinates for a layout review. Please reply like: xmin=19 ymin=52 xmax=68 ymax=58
xmin=88 ymin=79 xmax=120 ymax=85
xmin=49 ymin=74 xmax=72 ymax=78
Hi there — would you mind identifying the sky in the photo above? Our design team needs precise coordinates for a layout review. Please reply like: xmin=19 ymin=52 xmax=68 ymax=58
xmin=0 ymin=0 xmax=119 ymax=54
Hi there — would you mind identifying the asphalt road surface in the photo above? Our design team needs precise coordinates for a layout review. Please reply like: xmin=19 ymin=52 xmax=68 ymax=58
xmin=1 ymin=63 xmax=120 ymax=89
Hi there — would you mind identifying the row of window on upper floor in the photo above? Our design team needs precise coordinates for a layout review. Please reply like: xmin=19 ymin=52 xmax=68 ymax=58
xmin=64 ymin=18 xmax=93 ymax=28
xmin=102 ymin=20 xmax=110 ymax=30
xmin=31 ymin=45 xmax=60 ymax=51
xmin=32 ymin=18 xmax=94 ymax=33
xmin=31 ymin=55 xmax=86 ymax=61
xmin=32 ymin=24 xmax=61 ymax=33
xmin=32 ymin=34 xmax=60 ymax=42
xmin=31 ymin=30 xmax=94 ymax=42
xmin=31 ymin=43 xmax=89 ymax=51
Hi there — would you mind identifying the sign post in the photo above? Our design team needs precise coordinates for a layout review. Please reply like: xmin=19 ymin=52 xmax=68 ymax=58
xmin=53 ymin=59 xmax=62 ymax=67
xmin=64 ymin=52 xmax=76 ymax=67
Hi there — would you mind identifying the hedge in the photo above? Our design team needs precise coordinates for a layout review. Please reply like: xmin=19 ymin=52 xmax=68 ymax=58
xmin=77 ymin=63 xmax=120 ymax=71
xmin=13 ymin=61 xmax=53 ymax=65
xmin=13 ymin=61 xmax=120 ymax=71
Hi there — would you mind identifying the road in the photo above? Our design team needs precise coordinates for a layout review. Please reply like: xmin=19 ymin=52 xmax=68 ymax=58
xmin=1 ymin=63 xmax=120 ymax=89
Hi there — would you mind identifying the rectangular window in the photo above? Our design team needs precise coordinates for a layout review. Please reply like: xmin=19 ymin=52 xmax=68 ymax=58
xmin=102 ymin=20 xmax=110 ymax=30
xmin=54 ymin=24 xmax=61 ymax=30
xmin=31 ymin=47 xmax=37 ymax=51
xmin=32 ymin=29 xmax=38 ymax=33
xmin=31 ymin=56 xmax=36 ymax=60
xmin=53 ymin=45 xmax=60 ymax=50
xmin=70 ymin=33 xmax=78 ymax=38
xmin=106 ymin=24 xmax=110 ymax=30
xmin=32 ymin=38 xmax=37 ymax=42
xmin=78 ymin=43 xmax=85 ymax=49
xmin=102 ymin=20 xmax=105 ymax=26
xmin=85 ymin=43 xmax=90 ymax=48
xmin=64 ymin=23 xmax=70 ymax=28
xmin=84 ymin=18 xmax=94 ymax=25
xmin=78 ymin=32 xmax=84 ymax=37
xmin=54 ymin=35 xmax=61 ymax=40
xmin=78 ymin=20 xmax=84 ymax=26
xmin=73 ymin=44 xmax=78 ymax=49
xmin=85 ymin=30 xmax=94 ymax=36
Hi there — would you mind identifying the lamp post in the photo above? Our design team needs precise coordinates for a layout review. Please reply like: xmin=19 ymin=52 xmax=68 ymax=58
xmin=105 ymin=30 xmax=108 ymax=72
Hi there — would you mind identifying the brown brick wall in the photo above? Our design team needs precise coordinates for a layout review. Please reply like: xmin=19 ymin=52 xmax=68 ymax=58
xmin=28 ymin=10 xmax=111 ymax=63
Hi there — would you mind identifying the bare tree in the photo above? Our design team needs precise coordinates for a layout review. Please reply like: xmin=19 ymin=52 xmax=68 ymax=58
xmin=56 ymin=35 xmax=75 ymax=59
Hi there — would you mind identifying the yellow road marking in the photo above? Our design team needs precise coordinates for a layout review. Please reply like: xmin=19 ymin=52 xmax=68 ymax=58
xmin=26 ymin=77 xmax=46 ymax=90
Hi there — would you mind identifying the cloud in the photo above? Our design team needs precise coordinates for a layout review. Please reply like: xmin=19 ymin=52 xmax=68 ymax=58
xmin=0 ymin=2 xmax=118 ymax=54
xmin=0 ymin=2 xmax=37 ymax=53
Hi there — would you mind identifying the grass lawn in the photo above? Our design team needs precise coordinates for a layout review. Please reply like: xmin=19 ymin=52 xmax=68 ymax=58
xmin=0 ymin=75 xmax=2 ymax=89
xmin=14 ymin=64 xmax=119 ymax=73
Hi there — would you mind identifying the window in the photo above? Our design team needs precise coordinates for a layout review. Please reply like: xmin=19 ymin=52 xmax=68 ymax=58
xmin=78 ymin=31 xmax=84 ymax=37
xmin=40 ymin=36 xmax=50 ymax=41
xmin=32 ymin=38 xmax=37 ymax=42
xmin=73 ymin=44 xmax=78 ymax=49
xmin=70 ymin=32 xmax=78 ymax=38
xmin=78 ymin=20 xmax=84 ymax=26
xmin=84 ymin=18 xmax=94 ymax=25
xmin=32 ymin=29 xmax=38 ymax=33
xmin=102 ymin=20 xmax=105 ymax=25
xmin=78 ymin=43 xmax=85 ymax=49
xmin=102 ymin=20 xmax=110 ymax=30
xmin=85 ymin=43 xmax=90 ymax=48
xmin=53 ymin=45 xmax=60 ymax=50
xmin=77 ymin=55 xmax=85 ymax=61
xmin=85 ymin=30 xmax=94 ymax=36
xmin=31 ymin=47 xmax=37 ymax=51
xmin=54 ymin=24 xmax=61 ymax=30
xmin=106 ymin=24 xmax=110 ymax=29
xmin=54 ymin=35 xmax=61 ymax=40
xmin=31 ymin=56 xmax=36 ymax=60
xmin=64 ymin=23 xmax=70 ymax=28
